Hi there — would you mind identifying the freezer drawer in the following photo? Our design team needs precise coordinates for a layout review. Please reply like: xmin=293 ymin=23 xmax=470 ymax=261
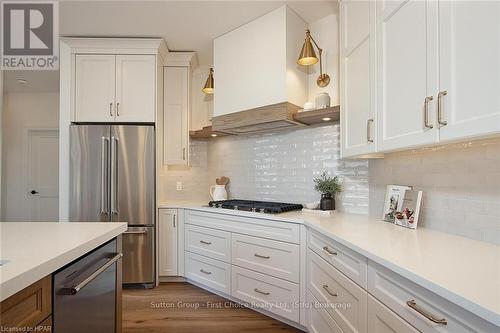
xmin=53 ymin=239 xmax=120 ymax=333
xmin=122 ymin=227 xmax=155 ymax=284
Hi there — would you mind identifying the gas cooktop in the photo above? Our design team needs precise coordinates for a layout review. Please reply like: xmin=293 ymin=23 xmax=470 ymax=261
xmin=208 ymin=200 xmax=303 ymax=214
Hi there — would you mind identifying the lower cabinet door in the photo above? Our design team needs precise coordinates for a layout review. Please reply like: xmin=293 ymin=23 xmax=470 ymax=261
xmin=307 ymin=291 xmax=343 ymax=333
xmin=368 ymin=294 xmax=418 ymax=333
xmin=159 ymin=209 xmax=178 ymax=276
xmin=231 ymin=266 xmax=300 ymax=323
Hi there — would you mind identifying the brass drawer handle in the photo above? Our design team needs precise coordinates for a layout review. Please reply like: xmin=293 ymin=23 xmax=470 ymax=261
xmin=322 ymin=284 xmax=338 ymax=297
xmin=323 ymin=246 xmax=338 ymax=256
xmin=254 ymin=253 xmax=270 ymax=259
xmin=200 ymin=269 xmax=212 ymax=275
xmin=406 ymin=300 xmax=447 ymax=325
xmin=367 ymin=118 xmax=374 ymax=143
xmin=200 ymin=240 xmax=212 ymax=245
xmin=437 ymin=91 xmax=448 ymax=126
xmin=254 ymin=288 xmax=270 ymax=296
xmin=424 ymin=96 xmax=434 ymax=129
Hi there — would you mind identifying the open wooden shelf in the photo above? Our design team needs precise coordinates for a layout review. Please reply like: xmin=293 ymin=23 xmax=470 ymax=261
xmin=189 ymin=126 xmax=231 ymax=139
xmin=293 ymin=105 xmax=340 ymax=125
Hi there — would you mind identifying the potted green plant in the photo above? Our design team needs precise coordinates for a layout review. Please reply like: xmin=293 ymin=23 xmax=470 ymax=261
xmin=314 ymin=172 xmax=342 ymax=210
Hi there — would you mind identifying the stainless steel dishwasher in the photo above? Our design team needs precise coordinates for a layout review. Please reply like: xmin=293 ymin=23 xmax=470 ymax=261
xmin=53 ymin=239 xmax=121 ymax=333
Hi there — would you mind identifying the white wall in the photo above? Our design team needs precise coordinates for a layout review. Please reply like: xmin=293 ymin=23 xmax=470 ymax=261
xmin=307 ymin=14 xmax=339 ymax=106
xmin=1 ymin=92 xmax=59 ymax=221
xmin=0 ymin=71 xmax=3 ymax=218
xmin=190 ymin=65 xmax=213 ymax=131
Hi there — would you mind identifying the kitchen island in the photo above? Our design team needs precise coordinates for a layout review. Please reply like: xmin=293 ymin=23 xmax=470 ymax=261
xmin=0 ymin=222 xmax=127 ymax=332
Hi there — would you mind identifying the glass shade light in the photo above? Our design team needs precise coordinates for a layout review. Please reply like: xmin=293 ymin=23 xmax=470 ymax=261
xmin=202 ymin=68 xmax=214 ymax=94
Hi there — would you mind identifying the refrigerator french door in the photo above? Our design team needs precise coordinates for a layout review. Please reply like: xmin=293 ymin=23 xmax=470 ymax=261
xmin=70 ymin=125 xmax=155 ymax=286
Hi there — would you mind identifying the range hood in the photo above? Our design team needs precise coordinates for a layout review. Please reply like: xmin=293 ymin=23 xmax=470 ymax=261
xmin=212 ymin=102 xmax=304 ymax=134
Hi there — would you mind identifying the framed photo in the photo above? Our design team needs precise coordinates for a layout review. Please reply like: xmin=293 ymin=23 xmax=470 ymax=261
xmin=394 ymin=190 xmax=423 ymax=229
xmin=382 ymin=185 xmax=412 ymax=223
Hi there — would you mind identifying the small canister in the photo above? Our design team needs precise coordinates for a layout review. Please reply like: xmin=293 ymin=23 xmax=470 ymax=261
xmin=315 ymin=92 xmax=331 ymax=109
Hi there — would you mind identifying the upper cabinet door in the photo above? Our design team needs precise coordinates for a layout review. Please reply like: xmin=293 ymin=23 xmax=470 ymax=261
xmin=341 ymin=0 xmax=377 ymax=158
xmin=377 ymin=0 xmax=439 ymax=152
xmin=115 ymin=55 xmax=156 ymax=123
xmin=163 ymin=67 xmax=189 ymax=165
xmin=75 ymin=55 xmax=116 ymax=122
xmin=438 ymin=1 xmax=500 ymax=141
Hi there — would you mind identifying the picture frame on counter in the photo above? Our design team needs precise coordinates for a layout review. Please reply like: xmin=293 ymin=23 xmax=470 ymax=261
xmin=382 ymin=185 xmax=423 ymax=230
xmin=382 ymin=185 xmax=412 ymax=223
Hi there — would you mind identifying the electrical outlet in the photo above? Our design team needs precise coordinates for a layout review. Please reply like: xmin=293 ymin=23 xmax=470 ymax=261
xmin=176 ymin=181 xmax=183 ymax=191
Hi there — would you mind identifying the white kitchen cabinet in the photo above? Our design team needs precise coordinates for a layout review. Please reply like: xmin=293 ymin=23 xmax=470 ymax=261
xmin=213 ymin=5 xmax=307 ymax=117
xmin=75 ymin=54 xmax=156 ymax=123
xmin=163 ymin=66 xmax=189 ymax=165
xmin=115 ymin=55 xmax=156 ymax=123
xmin=75 ymin=55 xmax=116 ymax=122
xmin=340 ymin=0 xmax=378 ymax=158
xmin=438 ymin=1 xmax=500 ymax=141
xmin=368 ymin=294 xmax=418 ymax=333
xmin=158 ymin=209 xmax=178 ymax=276
xmin=377 ymin=0 xmax=439 ymax=152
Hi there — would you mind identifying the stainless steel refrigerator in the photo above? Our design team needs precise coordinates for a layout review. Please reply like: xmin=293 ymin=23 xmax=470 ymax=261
xmin=69 ymin=124 xmax=155 ymax=287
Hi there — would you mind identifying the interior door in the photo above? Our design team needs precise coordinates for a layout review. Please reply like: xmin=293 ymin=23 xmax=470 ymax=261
xmin=28 ymin=129 xmax=59 ymax=221
xmin=341 ymin=0 xmax=377 ymax=157
xmin=75 ymin=55 xmax=116 ymax=122
xmin=110 ymin=125 xmax=154 ymax=226
xmin=377 ymin=0 xmax=439 ymax=152
xmin=69 ymin=125 xmax=111 ymax=222
xmin=115 ymin=55 xmax=156 ymax=123
xmin=438 ymin=1 xmax=500 ymax=141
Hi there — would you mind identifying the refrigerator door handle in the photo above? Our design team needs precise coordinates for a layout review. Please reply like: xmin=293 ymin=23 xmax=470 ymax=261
xmin=100 ymin=137 xmax=109 ymax=215
xmin=110 ymin=136 xmax=119 ymax=215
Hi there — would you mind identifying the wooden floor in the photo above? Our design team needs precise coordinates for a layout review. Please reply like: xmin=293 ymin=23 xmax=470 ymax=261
xmin=123 ymin=282 xmax=302 ymax=333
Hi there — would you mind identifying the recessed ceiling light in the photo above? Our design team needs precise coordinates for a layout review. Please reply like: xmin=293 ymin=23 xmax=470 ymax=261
xmin=322 ymin=117 xmax=331 ymax=121
xmin=17 ymin=79 xmax=29 ymax=85
xmin=211 ymin=133 xmax=218 ymax=137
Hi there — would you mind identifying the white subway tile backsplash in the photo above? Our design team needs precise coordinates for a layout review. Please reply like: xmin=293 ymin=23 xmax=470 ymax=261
xmin=369 ymin=137 xmax=500 ymax=245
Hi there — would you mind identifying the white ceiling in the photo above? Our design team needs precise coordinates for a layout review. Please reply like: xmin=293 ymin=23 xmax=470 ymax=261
xmin=3 ymin=0 xmax=338 ymax=93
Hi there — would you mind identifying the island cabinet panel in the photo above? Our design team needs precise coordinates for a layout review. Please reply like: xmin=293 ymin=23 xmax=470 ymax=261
xmin=0 ymin=275 xmax=52 ymax=331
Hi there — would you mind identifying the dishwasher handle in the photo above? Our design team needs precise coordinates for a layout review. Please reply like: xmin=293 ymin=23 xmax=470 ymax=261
xmin=70 ymin=253 xmax=122 ymax=295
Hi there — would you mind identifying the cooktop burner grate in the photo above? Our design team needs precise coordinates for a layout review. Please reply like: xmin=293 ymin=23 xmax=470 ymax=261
xmin=208 ymin=200 xmax=303 ymax=214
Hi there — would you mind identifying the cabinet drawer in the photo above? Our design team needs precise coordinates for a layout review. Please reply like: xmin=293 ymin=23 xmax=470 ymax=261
xmin=186 ymin=224 xmax=231 ymax=263
xmin=185 ymin=252 xmax=231 ymax=295
xmin=308 ymin=249 xmax=367 ymax=333
xmin=309 ymin=229 xmax=367 ymax=288
xmin=232 ymin=266 xmax=300 ymax=323
xmin=307 ymin=291 xmax=343 ymax=333
xmin=368 ymin=260 xmax=498 ymax=332
xmin=0 ymin=275 xmax=51 ymax=330
xmin=368 ymin=294 xmax=418 ymax=333
xmin=186 ymin=209 xmax=300 ymax=244
xmin=232 ymin=233 xmax=300 ymax=283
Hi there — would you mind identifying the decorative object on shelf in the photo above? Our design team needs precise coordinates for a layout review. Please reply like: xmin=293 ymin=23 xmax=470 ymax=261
xmin=297 ymin=29 xmax=330 ymax=87
xmin=315 ymin=92 xmax=331 ymax=109
xmin=303 ymin=102 xmax=315 ymax=112
xmin=313 ymin=172 xmax=341 ymax=211
xmin=202 ymin=67 xmax=214 ymax=94
xmin=394 ymin=190 xmax=423 ymax=229
xmin=210 ymin=176 xmax=229 ymax=201
xmin=382 ymin=185 xmax=412 ymax=223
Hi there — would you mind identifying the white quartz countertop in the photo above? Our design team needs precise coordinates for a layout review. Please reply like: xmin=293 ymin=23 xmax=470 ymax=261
xmin=0 ymin=222 xmax=127 ymax=302
xmin=160 ymin=202 xmax=500 ymax=326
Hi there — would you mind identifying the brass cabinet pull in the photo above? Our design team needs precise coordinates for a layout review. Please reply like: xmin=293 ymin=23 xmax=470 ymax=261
xmin=200 ymin=240 xmax=212 ymax=245
xmin=424 ymin=96 xmax=434 ymax=129
xmin=116 ymin=102 xmax=120 ymax=116
xmin=367 ymin=119 xmax=374 ymax=143
xmin=323 ymin=246 xmax=338 ymax=256
xmin=437 ymin=91 xmax=448 ymax=126
xmin=254 ymin=253 xmax=271 ymax=259
xmin=173 ymin=215 xmax=176 ymax=228
xmin=200 ymin=269 xmax=212 ymax=275
xmin=183 ymin=147 xmax=186 ymax=160
xmin=109 ymin=102 xmax=113 ymax=117
xmin=322 ymin=284 xmax=338 ymax=297
xmin=254 ymin=288 xmax=270 ymax=296
xmin=406 ymin=300 xmax=447 ymax=325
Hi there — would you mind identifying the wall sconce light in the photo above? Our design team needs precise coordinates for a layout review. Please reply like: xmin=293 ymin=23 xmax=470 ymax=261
xmin=297 ymin=29 xmax=330 ymax=87
xmin=202 ymin=68 xmax=214 ymax=94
